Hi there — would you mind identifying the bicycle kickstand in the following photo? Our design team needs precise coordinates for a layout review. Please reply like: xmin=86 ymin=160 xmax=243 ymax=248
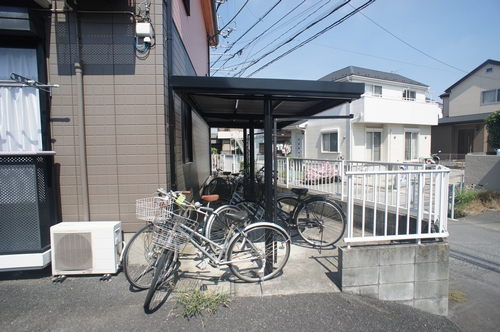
xmin=258 ymin=258 xmax=266 ymax=296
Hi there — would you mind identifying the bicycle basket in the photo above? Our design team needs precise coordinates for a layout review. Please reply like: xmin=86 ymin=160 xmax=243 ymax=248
xmin=136 ymin=196 xmax=173 ymax=222
xmin=152 ymin=210 xmax=198 ymax=252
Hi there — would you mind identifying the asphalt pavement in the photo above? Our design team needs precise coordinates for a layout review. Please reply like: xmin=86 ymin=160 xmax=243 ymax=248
xmin=4 ymin=197 xmax=497 ymax=332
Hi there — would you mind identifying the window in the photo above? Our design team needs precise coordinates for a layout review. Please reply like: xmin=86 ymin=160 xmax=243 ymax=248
xmin=486 ymin=67 xmax=493 ymax=74
xmin=181 ymin=101 xmax=193 ymax=163
xmin=322 ymin=132 xmax=338 ymax=152
xmin=365 ymin=130 xmax=381 ymax=161
xmin=481 ymin=89 xmax=500 ymax=104
xmin=365 ymin=84 xmax=382 ymax=97
xmin=403 ymin=89 xmax=416 ymax=101
xmin=0 ymin=47 xmax=42 ymax=152
xmin=405 ymin=130 xmax=419 ymax=161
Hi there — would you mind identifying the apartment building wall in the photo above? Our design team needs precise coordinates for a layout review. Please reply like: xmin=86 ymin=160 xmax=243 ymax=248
xmin=47 ymin=0 xmax=212 ymax=232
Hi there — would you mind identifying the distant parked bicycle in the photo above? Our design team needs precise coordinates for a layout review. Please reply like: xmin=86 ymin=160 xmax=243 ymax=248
xmin=238 ymin=186 xmax=346 ymax=247
xmin=139 ymin=189 xmax=291 ymax=311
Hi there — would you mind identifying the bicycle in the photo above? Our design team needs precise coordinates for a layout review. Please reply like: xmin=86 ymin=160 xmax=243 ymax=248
xmin=238 ymin=186 xmax=346 ymax=247
xmin=142 ymin=190 xmax=291 ymax=311
xmin=122 ymin=191 xmax=238 ymax=290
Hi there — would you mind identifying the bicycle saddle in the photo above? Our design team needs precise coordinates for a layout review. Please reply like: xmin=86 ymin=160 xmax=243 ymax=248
xmin=223 ymin=171 xmax=232 ymax=176
xmin=225 ymin=210 xmax=249 ymax=224
xmin=291 ymin=188 xmax=308 ymax=197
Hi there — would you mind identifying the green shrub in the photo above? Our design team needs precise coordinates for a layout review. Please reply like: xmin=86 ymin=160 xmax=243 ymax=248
xmin=454 ymin=188 xmax=480 ymax=218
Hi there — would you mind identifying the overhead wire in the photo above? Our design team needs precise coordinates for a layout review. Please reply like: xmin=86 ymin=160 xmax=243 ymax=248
xmin=211 ymin=0 xmax=283 ymax=75
xmin=212 ymin=0 xmax=307 ymax=74
xmin=234 ymin=0 xmax=353 ymax=77
xmin=351 ymin=3 xmax=467 ymax=74
xmin=244 ymin=0 xmax=376 ymax=78
xmin=237 ymin=0 xmax=333 ymax=67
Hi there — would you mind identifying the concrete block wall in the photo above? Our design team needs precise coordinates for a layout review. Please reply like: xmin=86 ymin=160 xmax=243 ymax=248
xmin=339 ymin=242 xmax=449 ymax=316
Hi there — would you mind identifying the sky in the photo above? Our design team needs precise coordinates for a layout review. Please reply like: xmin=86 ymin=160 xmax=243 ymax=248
xmin=209 ymin=0 xmax=500 ymax=101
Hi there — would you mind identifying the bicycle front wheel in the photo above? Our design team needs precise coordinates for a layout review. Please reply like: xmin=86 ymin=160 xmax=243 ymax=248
xmin=143 ymin=249 xmax=177 ymax=311
xmin=228 ymin=224 xmax=290 ymax=282
xmin=123 ymin=223 xmax=157 ymax=290
xmin=295 ymin=198 xmax=346 ymax=247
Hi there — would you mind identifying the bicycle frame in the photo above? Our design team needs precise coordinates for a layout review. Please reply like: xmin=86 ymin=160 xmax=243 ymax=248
xmin=176 ymin=220 xmax=274 ymax=267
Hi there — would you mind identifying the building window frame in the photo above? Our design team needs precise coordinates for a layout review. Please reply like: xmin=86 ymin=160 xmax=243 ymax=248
xmin=365 ymin=84 xmax=383 ymax=97
xmin=365 ymin=128 xmax=382 ymax=161
xmin=321 ymin=130 xmax=339 ymax=153
xmin=404 ymin=128 xmax=419 ymax=161
xmin=403 ymin=89 xmax=416 ymax=101
xmin=481 ymin=89 xmax=500 ymax=104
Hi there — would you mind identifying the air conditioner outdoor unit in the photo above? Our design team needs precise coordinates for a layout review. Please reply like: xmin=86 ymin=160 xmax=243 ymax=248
xmin=50 ymin=221 xmax=122 ymax=276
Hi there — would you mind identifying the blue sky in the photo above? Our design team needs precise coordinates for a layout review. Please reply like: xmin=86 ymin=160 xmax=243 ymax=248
xmin=210 ymin=0 xmax=500 ymax=100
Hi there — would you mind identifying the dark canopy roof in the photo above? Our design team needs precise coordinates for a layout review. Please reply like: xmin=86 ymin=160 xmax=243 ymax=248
xmin=170 ymin=76 xmax=365 ymax=129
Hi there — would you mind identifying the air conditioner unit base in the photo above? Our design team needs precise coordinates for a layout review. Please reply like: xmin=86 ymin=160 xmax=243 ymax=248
xmin=50 ymin=221 xmax=122 ymax=276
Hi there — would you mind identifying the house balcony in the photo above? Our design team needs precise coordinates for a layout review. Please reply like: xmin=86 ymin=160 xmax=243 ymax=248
xmin=351 ymin=96 xmax=440 ymax=126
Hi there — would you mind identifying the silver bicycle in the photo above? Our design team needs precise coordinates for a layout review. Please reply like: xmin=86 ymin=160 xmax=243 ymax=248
xmin=142 ymin=190 xmax=291 ymax=311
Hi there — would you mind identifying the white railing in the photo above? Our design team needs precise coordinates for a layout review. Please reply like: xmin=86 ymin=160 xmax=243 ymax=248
xmin=276 ymin=157 xmax=344 ymax=197
xmin=211 ymin=154 xmax=244 ymax=174
xmin=345 ymin=165 xmax=450 ymax=246
xmin=273 ymin=157 xmax=449 ymax=246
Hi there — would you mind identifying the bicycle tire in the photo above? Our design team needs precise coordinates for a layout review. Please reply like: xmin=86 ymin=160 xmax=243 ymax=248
xmin=123 ymin=223 xmax=157 ymax=290
xmin=143 ymin=250 xmax=177 ymax=311
xmin=275 ymin=195 xmax=300 ymax=237
xmin=228 ymin=223 xmax=290 ymax=282
xmin=295 ymin=197 xmax=346 ymax=247
xmin=205 ymin=205 xmax=241 ymax=253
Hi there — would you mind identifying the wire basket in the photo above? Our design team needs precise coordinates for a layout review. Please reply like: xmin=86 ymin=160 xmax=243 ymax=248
xmin=152 ymin=210 xmax=198 ymax=253
xmin=136 ymin=196 xmax=173 ymax=222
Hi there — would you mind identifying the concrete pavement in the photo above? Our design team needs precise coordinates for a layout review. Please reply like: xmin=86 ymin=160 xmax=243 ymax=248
xmin=1 ymin=233 xmax=462 ymax=332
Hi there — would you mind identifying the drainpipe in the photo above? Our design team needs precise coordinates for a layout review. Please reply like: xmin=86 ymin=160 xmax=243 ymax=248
xmin=166 ymin=0 xmax=176 ymax=190
xmin=75 ymin=63 xmax=90 ymax=221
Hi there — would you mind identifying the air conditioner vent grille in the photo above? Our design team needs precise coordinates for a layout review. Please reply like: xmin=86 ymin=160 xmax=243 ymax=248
xmin=53 ymin=232 xmax=93 ymax=271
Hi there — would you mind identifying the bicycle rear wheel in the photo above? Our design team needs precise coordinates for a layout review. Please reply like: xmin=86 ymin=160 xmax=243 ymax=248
xmin=228 ymin=224 xmax=290 ymax=282
xmin=143 ymin=250 xmax=177 ymax=311
xmin=123 ymin=223 xmax=157 ymax=290
xmin=205 ymin=205 xmax=241 ymax=253
xmin=295 ymin=198 xmax=346 ymax=247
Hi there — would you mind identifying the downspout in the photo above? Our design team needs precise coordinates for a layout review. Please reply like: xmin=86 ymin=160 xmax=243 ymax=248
xmin=166 ymin=0 xmax=176 ymax=190
xmin=72 ymin=3 xmax=90 ymax=221
xmin=75 ymin=63 xmax=90 ymax=221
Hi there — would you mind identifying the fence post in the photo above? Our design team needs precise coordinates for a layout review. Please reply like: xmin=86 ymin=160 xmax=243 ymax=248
xmin=449 ymin=184 xmax=455 ymax=219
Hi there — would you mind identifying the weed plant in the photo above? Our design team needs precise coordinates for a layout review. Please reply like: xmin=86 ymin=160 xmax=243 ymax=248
xmin=177 ymin=288 xmax=230 ymax=318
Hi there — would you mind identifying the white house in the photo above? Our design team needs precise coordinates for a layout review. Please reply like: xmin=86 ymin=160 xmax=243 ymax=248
xmin=289 ymin=66 xmax=441 ymax=163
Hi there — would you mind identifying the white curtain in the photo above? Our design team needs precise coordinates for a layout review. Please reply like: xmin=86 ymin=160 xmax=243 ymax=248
xmin=0 ymin=47 xmax=42 ymax=152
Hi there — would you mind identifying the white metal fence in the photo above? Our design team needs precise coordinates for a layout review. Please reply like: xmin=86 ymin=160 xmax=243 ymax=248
xmin=275 ymin=157 xmax=450 ymax=246
xmin=211 ymin=154 xmax=450 ymax=246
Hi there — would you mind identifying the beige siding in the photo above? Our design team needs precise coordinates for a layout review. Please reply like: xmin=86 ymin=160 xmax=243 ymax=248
xmin=48 ymin=0 xmax=211 ymax=232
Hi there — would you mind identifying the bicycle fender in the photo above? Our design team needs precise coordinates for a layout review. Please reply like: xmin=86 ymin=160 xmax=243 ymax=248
xmin=225 ymin=222 xmax=291 ymax=257
xmin=243 ymin=222 xmax=291 ymax=241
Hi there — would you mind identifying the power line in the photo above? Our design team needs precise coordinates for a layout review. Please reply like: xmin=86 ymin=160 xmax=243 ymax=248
xmin=211 ymin=0 xmax=283 ymax=75
xmin=235 ymin=0 xmax=354 ymax=77
xmin=352 ymin=3 xmax=467 ymax=74
xmin=211 ymin=0 xmax=307 ymax=74
xmin=244 ymin=0 xmax=375 ymax=78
